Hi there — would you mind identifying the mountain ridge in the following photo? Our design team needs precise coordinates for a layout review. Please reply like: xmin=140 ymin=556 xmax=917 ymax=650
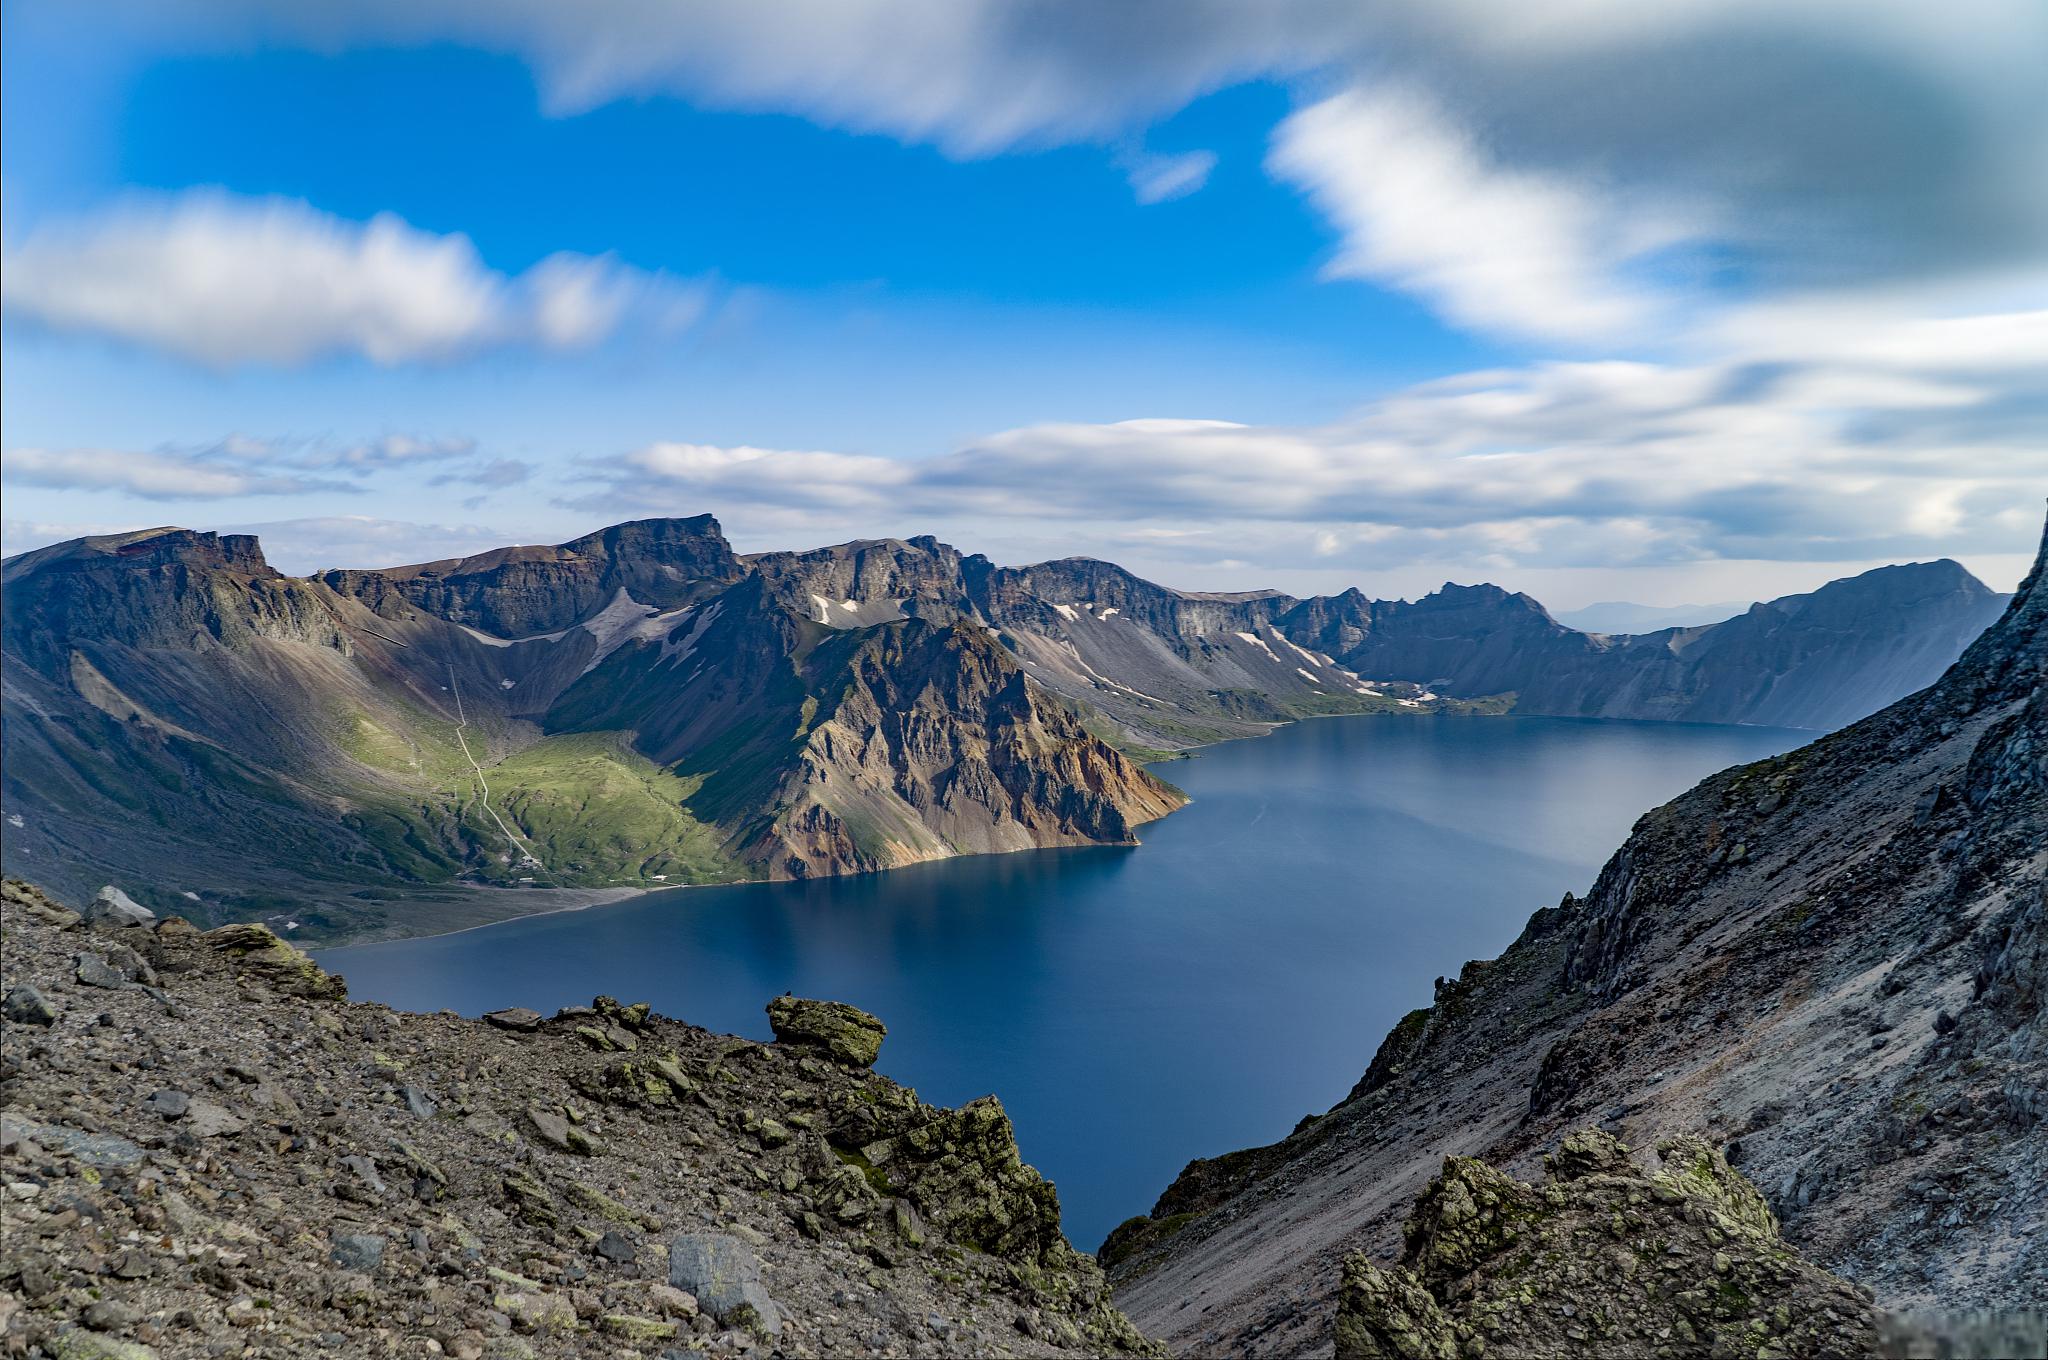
xmin=0 ymin=515 xmax=2009 ymax=941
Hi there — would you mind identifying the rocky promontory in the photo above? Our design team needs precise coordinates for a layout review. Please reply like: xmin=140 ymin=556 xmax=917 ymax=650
xmin=0 ymin=879 xmax=1156 ymax=1358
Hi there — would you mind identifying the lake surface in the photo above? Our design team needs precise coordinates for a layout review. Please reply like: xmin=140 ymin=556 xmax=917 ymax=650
xmin=316 ymin=714 xmax=1807 ymax=1250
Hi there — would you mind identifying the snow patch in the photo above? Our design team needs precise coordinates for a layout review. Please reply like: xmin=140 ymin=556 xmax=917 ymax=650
xmin=498 ymin=678 xmax=515 ymax=690
xmin=1276 ymin=632 xmax=1335 ymax=667
xmin=1100 ymin=607 xmax=1119 ymax=618
xmin=1234 ymin=631 xmax=1282 ymax=663
xmin=660 ymin=604 xmax=719 ymax=667
xmin=1052 ymin=603 xmax=1079 ymax=621
xmin=1295 ymin=667 xmax=1322 ymax=684
xmin=459 ymin=622 xmax=571 ymax=648
xmin=573 ymin=589 xmax=679 ymax=676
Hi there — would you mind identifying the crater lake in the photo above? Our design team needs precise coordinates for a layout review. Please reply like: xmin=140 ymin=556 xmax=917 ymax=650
xmin=315 ymin=713 xmax=1807 ymax=1250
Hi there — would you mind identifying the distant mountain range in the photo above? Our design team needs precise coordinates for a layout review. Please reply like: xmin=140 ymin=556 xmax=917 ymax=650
xmin=0 ymin=516 xmax=2008 ymax=933
xmin=1554 ymin=599 xmax=1751 ymax=633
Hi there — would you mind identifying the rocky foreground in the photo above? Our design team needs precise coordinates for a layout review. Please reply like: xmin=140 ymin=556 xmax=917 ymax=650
xmin=0 ymin=880 xmax=1156 ymax=1359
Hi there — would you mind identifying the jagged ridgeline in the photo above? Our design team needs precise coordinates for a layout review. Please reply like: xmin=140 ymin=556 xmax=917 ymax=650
xmin=0 ymin=515 xmax=2006 ymax=936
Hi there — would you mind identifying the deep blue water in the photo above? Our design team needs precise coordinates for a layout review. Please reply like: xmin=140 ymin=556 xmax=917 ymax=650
xmin=315 ymin=714 xmax=1806 ymax=1250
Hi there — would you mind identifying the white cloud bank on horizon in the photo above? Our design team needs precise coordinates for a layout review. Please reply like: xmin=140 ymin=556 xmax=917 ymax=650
xmin=564 ymin=306 xmax=2048 ymax=573
xmin=2 ymin=432 xmax=484 ymax=500
xmin=73 ymin=0 xmax=2048 ymax=345
xmin=0 ymin=192 xmax=709 ymax=366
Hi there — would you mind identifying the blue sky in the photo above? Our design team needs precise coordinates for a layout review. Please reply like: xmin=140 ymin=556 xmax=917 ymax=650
xmin=3 ymin=2 xmax=2044 ymax=604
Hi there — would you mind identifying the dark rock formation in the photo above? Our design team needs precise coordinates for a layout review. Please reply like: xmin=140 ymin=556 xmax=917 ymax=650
xmin=320 ymin=515 xmax=744 ymax=637
xmin=1 ymin=520 xmax=1182 ymax=924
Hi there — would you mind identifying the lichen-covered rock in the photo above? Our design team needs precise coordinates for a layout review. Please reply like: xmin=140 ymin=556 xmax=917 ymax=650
xmin=3 ymin=984 xmax=58 ymax=1026
xmin=766 ymin=995 xmax=887 ymax=1067
xmin=201 ymin=921 xmax=346 ymax=1000
xmin=860 ymin=1095 xmax=1065 ymax=1264
xmin=667 ymin=1232 xmax=783 ymax=1337
xmin=1335 ymin=1131 xmax=1880 ymax=1359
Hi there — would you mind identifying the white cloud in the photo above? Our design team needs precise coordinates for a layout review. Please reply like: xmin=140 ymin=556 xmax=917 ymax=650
xmin=1268 ymin=87 xmax=1693 ymax=341
xmin=0 ymin=446 xmax=354 ymax=500
xmin=1120 ymin=149 xmax=1219 ymax=205
xmin=80 ymin=0 xmax=2048 ymax=341
xmin=0 ymin=431 xmax=500 ymax=501
xmin=571 ymin=307 xmax=2048 ymax=569
xmin=0 ymin=191 xmax=710 ymax=366
xmin=220 ymin=515 xmax=526 ymax=574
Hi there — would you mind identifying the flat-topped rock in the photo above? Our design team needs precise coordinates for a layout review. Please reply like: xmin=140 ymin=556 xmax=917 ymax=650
xmin=484 ymin=1006 xmax=543 ymax=1032
xmin=766 ymin=996 xmax=887 ymax=1067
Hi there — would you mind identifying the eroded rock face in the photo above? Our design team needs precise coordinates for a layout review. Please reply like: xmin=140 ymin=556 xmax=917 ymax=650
xmin=1334 ymin=1132 xmax=1879 ymax=1360
xmin=767 ymin=995 xmax=888 ymax=1067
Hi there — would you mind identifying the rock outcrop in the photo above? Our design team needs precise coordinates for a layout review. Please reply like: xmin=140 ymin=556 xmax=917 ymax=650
xmin=1333 ymin=1131 xmax=1879 ymax=1359
xmin=0 ymin=878 xmax=1158 ymax=1358
xmin=1108 ymin=512 xmax=2047 ymax=1354
xmin=766 ymin=996 xmax=888 ymax=1067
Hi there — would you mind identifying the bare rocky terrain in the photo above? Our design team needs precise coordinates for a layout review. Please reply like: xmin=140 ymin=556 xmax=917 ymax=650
xmin=0 ymin=880 xmax=1157 ymax=1359
xmin=1108 ymin=517 xmax=2048 ymax=1355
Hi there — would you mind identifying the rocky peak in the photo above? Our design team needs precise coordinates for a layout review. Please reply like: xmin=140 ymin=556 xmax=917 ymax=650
xmin=2 ymin=526 xmax=275 ymax=586
xmin=1 ymin=526 xmax=339 ymax=674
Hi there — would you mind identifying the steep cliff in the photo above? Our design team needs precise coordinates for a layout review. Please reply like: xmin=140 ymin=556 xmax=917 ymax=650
xmin=321 ymin=516 xmax=743 ymax=638
xmin=745 ymin=620 xmax=1184 ymax=878
xmin=1106 ymin=516 xmax=2047 ymax=1354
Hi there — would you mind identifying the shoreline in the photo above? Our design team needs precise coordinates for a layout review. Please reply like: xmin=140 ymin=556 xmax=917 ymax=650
xmin=303 ymin=708 xmax=1814 ymax=955
xmin=307 ymin=880 xmax=708 ymax=954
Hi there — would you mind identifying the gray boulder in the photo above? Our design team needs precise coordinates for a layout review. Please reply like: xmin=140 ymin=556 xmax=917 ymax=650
xmin=484 ymin=1007 xmax=543 ymax=1032
xmin=3 ymin=985 xmax=57 ymax=1026
xmin=668 ymin=1233 xmax=781 ymax=1338
xmin=84 ymin=886 xmax=154 ymax=930
xmin=329 ymin=1233 xmax=386 ymax=1273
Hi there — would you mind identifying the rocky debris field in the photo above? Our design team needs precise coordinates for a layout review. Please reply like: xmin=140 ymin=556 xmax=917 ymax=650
xmin=0 ymin=879 xmax=1158 ymax=1359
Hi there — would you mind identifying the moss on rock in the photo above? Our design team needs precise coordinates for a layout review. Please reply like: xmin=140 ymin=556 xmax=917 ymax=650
xmin=1335 ymin=1131 xmax=1879 ymax=1359
xmin=766 ymin=995 xmax=887 ymax=1067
